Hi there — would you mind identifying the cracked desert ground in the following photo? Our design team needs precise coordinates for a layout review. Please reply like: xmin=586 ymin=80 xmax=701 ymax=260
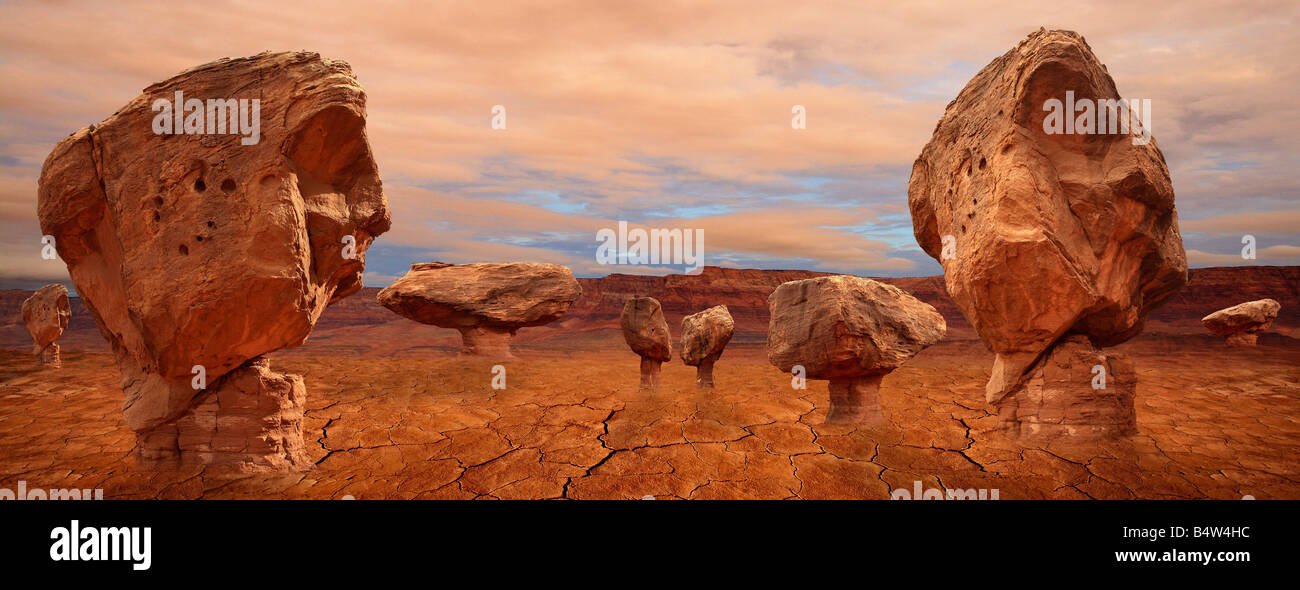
xmin=1 ymin=336 xmax=1297 ymax=500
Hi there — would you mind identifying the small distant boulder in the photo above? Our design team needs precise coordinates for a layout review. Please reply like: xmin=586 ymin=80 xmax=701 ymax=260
xmin=680 ymin=305 xmax=734 ymax=389
xmin=1202 ymin=299 xmax=1281 ymax=346
xmin=378 ymin=262 xmax=582 ymax=358
xmin=621 ymin=297 xmax=672 ymax=389
xmin=21 ymin=284 xmax=70 ymax=367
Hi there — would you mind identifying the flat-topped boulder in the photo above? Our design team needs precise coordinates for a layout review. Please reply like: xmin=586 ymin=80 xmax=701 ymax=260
xmin=21 ymin=284 xmax=70 ymax=367
xmin=377 ymin=262 xmax=582 ymax=358
xmin=680 ymin=305 xmax=734 ymax=389
xmin=767 ymin=276 xmax=946 ymax=424
xmin=1202 ymin=299 xmax=1281 ymax=346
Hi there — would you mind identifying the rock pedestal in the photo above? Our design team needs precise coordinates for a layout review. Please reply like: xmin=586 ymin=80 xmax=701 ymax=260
xmin=137 ymin=357 xmax=309 ymax=471
xmin=37 ymin=344 xmax=62 ymax=367
xmin=458 ymin=325 xmax=518 ymax=357
xmin=826 ymin=375 xmax=886 ymax=425
xmin=995 ymin=336 xmax=1137 ymax=439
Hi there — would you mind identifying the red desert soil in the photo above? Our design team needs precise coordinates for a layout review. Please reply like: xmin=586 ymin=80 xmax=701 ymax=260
xmin=0 ymin=266 xmax=1297 ymax=499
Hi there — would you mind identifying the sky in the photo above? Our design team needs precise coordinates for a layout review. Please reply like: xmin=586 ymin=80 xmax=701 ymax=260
xmin=1 ymin=0 xmax=1297 ymax=290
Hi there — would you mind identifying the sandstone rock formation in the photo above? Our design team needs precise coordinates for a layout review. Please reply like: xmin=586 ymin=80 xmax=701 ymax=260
xmin=21 ymin=284 xmax=70 ymax=367
xmin=377 ymin=262 xmax=582 ymax=358
xmin=1202 ymin=299 xmax=1281 ymax=346
xmin=680 ymin=305 xmax=734 ymax=388
xmin=907 ymin=29 xmax=1187 ymax=439
xmin=767 ymin=276 xmax=946 ymax=424
xmin=36 ymin=52 xmax=390 ymax=471
xmin=621 ymin=297 xmax=672 ymax=389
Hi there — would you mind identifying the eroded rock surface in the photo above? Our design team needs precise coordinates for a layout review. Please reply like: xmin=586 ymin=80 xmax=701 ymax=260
xmin=680 ymin=305 xmax=734 ymax=389
xmin=36 ymin=51 xmax=390 ymax=471
xmin=767 ymin=276 xmax=946 ymax=424
xmin=1202 ymin=299 xmax=1281 ymax=346
xmin=908 ymin=29 xmax=1187 ymax=438
xmin=998 ymin=335 xmax=1137 ymax=438
xmin=621 ymin=297 xmax=672 ymax=389
xmin=21 ymin=284 xmax=70 ymax=367
xmin=377 ymin=262 xmax=582 ymax=358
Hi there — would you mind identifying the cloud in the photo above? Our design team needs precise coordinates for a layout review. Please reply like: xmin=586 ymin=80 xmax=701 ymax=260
xmin=1185 ymin=244 xmax=1300 ymax=266
xmin=1179 ymin=210 xmax=1300 ymax=235
xmin=1 ymin=0 xmax=1297 ymax=288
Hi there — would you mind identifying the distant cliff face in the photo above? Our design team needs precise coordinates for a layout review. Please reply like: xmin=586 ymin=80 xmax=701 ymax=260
xmin=3 ymin=266 xmax=1297 ymax=353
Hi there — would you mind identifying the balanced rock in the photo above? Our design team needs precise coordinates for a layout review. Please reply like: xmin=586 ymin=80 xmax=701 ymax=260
xmin=680 ymin=305 xmax=734 ymax=389
xmin=767 ymin=276 xmax=946 ymax=424
xmin=378 ymin=262 xmax=582 ymax=358
xmin=21 ymin=284 xmax=71 ymax=367
xmin=1202 ymin=299 xmax=1281 ymax=346
xmin=36 ymin=52 xmax=391 ymax=471
xmin=908 ymin=29 xmax=1186 ymax=439
xmin=621 ymin=297 xmax=672 ymax=389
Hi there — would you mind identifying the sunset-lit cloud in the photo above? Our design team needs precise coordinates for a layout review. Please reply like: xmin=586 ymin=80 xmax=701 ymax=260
xmin=2 ymin=0 xmax=1297 ymax=288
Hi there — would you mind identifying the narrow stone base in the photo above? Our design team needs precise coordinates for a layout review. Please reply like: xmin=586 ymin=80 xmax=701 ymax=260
xmin=694 ymin=357 xmax=716 ymax=389
xmin=826 ymin=375 xmax=885 ymax=425
xmin=639 ymin=357 xmax=664 ymax=389
xmin=35 ymin=343 xmax=61 ymax=367
xmin=1225 ymin=332 xmax=1258 ymax=347
xmin=994 ymin=335 xmax=1137 ymax=440
xmin=135 ymin=356 xmax=310 ymax=472
xmin=458 ymin=325 xmax=517 ymax=358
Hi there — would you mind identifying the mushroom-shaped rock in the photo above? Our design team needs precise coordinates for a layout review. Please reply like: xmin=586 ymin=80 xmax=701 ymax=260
xmin=21 ymin=284 xmax=71 ymax=367
xmin=680 ymin=305 xmax=734 ymax=389
xmin=36 ymin=52 xmax=391 ymax=471
xmin=1202 ymin=299 xmax=1281 ymax=346
xmin=907 ymin=29 xmax=1186 ymax=439
xmin=621 ymin=297 xmax=672 ymax=389
xmin=377 ymin=262 xmax=582 ymax=358
xmin=767 ymin=276 xmax=946 ymax=424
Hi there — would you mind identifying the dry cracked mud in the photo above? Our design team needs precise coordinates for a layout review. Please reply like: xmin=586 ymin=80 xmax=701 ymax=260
xmin=1 ymin=338 xmax=1296 ymax=499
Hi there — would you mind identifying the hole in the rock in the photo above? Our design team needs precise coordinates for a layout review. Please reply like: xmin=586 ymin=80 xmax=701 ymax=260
xmin=178 ymin=244 xmax=189 ymax=255
xmin=153 ymin=212 xmax=161 ymax=222
xmin=195 ymin=235 xmax=203 ymax=242
xmin=220 ymin=179 xmax=236 ymax=193
xmin=194 ymin=179 xmax=206 ymax=192
xmin=979 ymin=157 xmax=987 ymax=170
xmin=207 ymin=220 xmax=216 ymax=228
xmin=152 ymin=196 xmax=164 ymax=207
